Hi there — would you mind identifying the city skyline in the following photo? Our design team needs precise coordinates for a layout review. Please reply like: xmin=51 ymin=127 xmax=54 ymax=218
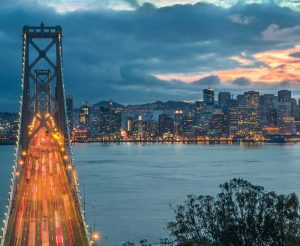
xmin=0 ymin=0 xmax=300 ymax=110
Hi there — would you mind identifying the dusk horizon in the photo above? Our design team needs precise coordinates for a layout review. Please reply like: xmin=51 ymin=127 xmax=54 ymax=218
xmin=1 ymin=0 xmax=300 ymax=110
xmin=2 ymin=1 xmax=300 ymax=246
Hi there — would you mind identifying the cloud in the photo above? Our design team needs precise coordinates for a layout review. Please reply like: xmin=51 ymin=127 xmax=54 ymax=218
xmin=192 ymin=75 xmax=221 ymax=87
xmin=289 ymin=51 xmax=300 ymax=58
xmin=124 ymin=0 xmax=140 ymax=8
xmin=227 ymin=14 xmax=255 ymax=25
xmin=1 ymin=1 xmax=300 ymax=110
xmin=261 ymin=24 xmax=300 ymax=42
xmin=231 ymin=55 xmax=255 ymax=66
xmin=231 ymin=77 xmax=251 ymax=86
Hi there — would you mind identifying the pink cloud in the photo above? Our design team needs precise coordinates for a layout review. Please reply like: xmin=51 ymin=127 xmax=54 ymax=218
xmin=155 ymin=45 xmax=300 ymax=86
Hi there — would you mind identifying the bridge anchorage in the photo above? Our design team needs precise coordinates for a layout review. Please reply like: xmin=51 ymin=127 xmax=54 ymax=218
xmin=1 ymin=23 xmax=90 ymax=246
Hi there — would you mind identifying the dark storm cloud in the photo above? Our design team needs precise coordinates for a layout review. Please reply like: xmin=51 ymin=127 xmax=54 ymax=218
xmin=192 ymin=76 xmax=221 ymax=87
xmin=231 ymin=77 xmax=251 ymax=86
xmin=290 ymin=51 xmax=300 ymax=58
xmin=0 ymin=2 xmax=300 ymax=110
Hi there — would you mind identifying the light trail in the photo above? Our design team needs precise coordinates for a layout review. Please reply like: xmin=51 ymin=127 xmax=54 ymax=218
xmin=5 ymin=116 xmax=89 ymax=245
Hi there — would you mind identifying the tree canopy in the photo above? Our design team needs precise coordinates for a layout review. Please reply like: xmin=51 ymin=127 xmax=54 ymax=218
xmin=167 ymin=178 xmax=300 ymax=246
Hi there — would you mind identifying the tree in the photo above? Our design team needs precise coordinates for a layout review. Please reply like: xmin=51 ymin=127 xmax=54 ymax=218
xmin=167 ymin=178 xmax=300 ymax=245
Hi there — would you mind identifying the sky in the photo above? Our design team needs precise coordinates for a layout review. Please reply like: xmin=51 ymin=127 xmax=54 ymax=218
xmin=0 ymin=0 xmax=300 ymax=110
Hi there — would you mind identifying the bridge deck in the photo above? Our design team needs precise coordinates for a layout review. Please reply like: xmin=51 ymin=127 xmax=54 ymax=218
xmin=4 ymin=127 xmax=89 ymax=246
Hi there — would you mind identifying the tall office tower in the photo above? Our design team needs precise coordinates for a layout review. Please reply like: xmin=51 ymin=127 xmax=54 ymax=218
xmin=237 ymin=95 xmax=245 ymax=107
xmin=79 ymin=101 xmax=89 ymax=129
xmin=174 ymin=110 xmax=184 ymax=135
xmin=137 ymin=115 xmax=143 ymax=137
xmin=65 ymin=95 xmax=74 ymax=133
xmin=291 ymin=98 xmax=299 ymax=120
xmin=203 ymin=88 xmax=215 ymax=106
xmin=259 ymin=94 xmax=276 ymax=126
xmin=126 ymin=116 xmax=134 ymax=133
xmin=277 ymin=90 xmax=292 ymax=131
xmin=182 ymin=115 xmax=194 ymax=137
xmin=238 ymin=91 xmax=260 ymax=135
xmin=145 ymin=120 xmax=158 ymax=136
xmin=227 ymin=99 xmax=238 ymax=136
xmin=244 ymin=91 xmax=259 ymax=108
xmin=110 ymin=108 xmax=122 ymax=133
xmin=278 ymin=90 xmax=291 ymax=103
xmin=195 ymin=100 xmax=204 ymax=111
xmin=218 ymin=92 xmax=231 ymax=109
xmin=159 ymin=114 xmax=174 ymax=135
xmin=99 ymin=101 xmax=122 ymax=133
xmin=209 ymin=111 xmax=227 ymax=137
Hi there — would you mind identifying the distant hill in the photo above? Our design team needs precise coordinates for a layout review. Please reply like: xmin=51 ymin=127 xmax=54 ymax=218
xmin=126 ymin=100 xmax=194 ymax=110
xmin=92 ymin=101 xmax=125 ymax=109
xmin=75 ymin=100 xmax=194 ymax=112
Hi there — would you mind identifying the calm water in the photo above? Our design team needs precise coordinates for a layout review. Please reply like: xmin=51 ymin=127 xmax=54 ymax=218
xmin=1 ymin=143 xmax=300 ymax=245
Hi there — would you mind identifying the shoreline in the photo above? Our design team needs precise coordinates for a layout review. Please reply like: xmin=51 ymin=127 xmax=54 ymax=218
xmin=2 ymin=139 xmax=297 ymax=145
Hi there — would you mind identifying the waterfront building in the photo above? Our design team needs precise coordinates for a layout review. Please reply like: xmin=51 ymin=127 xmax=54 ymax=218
xmin=182 ymin=115 xmax=194 ymax=137
xmin=159 ymin=114 xmax=174 ymax=135
xmin=79 ymin=101 xmax=89 ymax=130
xmin=174 ymin=110 xmax=184 ymax=135
xmin=145 ymin=119 xmax=158 ymax=137
xmin=259 ymin=94 xmax=276 ymax=127
xmin=126 ymin=116 xmax=134 ymax=133
xmin=209 ymin=111 xmax=227 ymax=137
xmin=238 ymin=91 xmax=260 ymax=135
xmin=291 ymin=98 xmax=299 ymax=120
xmin=227 ymin=99 xmax=238 ymax=136
xmin=281 ymin=117 xmax=295 ymax=135
xmin=99 ymin=101 xmax=122 ymax=134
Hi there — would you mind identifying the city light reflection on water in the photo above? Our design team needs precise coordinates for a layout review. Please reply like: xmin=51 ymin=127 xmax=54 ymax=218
xmin=1 ymin=143 xmax=300 ymax=244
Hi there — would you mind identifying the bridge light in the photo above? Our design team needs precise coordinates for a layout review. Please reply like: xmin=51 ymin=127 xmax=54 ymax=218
xmin=19 ymin=160 xmax=24 ymax=165
xmin=21 ymin=151 xmax=26 ymax=156
xmin=67 ymin=164 xmax=72 ymax=170
xmin=91 ymin=232 xmax=100 ymax=241
xmin=63 ymin=155 xmax=68 ymax=160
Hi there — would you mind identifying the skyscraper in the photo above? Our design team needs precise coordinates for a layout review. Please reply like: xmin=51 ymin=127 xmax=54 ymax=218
xmin=218 ymin=92 xmax=231 ymax=109
xmin=159 ymin=114 xmax=174 ymax=135
xmin=174 ymin=110 xmax=183 ymax=135
xmin=227 ymin=99 xmax=238 ymax=136
xmin=278 ymin=90 xmax=291 ymax=103
xmin=203 ymin=88 xmax=215 ymax=106
xmin=277 ymin=90 xmax=292 ymax=132
xmin=244 ymin=91 xmax=259 ymax=108
xmin=238 ymin=91 xmax=260 ymax=135
xmin=99 ymin=101 xmax=122 ymax=134
xmin=291 ymin=98 xmax=299 ymax=120
xmin=79 ymin=101 xmax=89 ymax=130
xmin=65 ymin=95 xmax=73 ymax=133
xmin=259 ymin=94 xmax=276 ymax=126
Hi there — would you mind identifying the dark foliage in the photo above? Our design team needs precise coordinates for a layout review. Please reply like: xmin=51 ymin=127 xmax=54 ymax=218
xmin=168 ymin=178 xmax=300 ymax=246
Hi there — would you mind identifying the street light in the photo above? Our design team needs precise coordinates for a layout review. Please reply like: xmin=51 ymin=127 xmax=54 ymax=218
xmin=84 ymin=202 xmax=98 ymax=245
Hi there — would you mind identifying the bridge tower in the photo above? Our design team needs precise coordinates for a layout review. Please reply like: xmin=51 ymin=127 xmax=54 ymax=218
xmin=1 ymin=23 xmax=90 ymax=245
xmin=19 ymin=23 xmax=69 ymax=151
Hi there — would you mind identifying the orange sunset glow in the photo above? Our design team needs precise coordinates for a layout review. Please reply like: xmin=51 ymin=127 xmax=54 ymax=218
xmin=155 ymin=45 xmax=300 ymax=86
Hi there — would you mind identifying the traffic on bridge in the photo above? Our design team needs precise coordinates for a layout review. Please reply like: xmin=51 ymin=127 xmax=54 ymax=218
xmin=4 ymin=115 xmax=89 ymax=246
xmin=1 ymin=23 xmax=90 ymax=246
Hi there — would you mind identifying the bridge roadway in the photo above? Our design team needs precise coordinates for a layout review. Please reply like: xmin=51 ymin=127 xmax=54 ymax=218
xmin=5 ymin=125 xmax=88 ymax=246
